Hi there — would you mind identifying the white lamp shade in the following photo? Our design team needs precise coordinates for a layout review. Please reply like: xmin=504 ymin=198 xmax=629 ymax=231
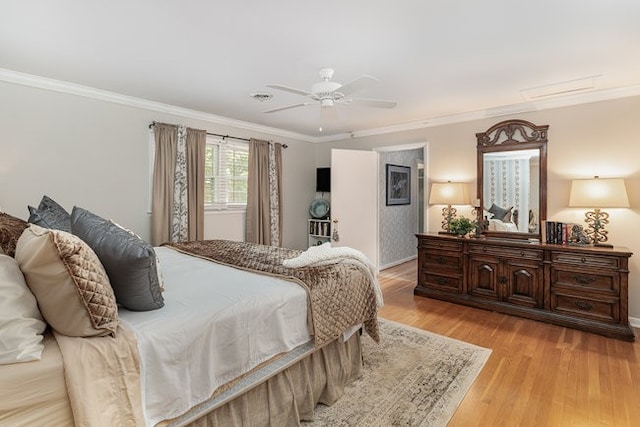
xmin=569 ymin=177 xmax=630 ymax=208
xmin=429 ymin=182 xmax=469 ymax=205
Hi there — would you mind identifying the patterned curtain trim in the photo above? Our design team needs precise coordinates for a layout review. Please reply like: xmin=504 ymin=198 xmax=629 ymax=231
xmin=171 ymin=125 xmax=189 ymax=242
xmin=268 ymin=143 xmax=280 ymax=246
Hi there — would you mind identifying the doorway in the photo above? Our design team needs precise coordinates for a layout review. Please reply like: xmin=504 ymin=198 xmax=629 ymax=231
xmin=376 ymin=143 xmax=427 ymax=269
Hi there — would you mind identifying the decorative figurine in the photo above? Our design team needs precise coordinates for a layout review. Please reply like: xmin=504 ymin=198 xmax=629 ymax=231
xmin=568 ymin=224 xmax=592 ymax=246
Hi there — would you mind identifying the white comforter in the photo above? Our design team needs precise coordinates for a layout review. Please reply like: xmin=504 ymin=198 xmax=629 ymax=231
xmin=119 ymin=246 xmax=310 ymax=426
xmin=283 ymin=242 xmax=384 ymax=307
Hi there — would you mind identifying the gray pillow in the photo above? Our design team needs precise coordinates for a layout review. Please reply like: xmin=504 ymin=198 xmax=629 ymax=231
xmin=70 ymin=206 xmax=164 ymax=311
xmin=487 ymin=203 xmax=512 ymax=222
xmin=27 ymin=195 xmax=71 ymax=232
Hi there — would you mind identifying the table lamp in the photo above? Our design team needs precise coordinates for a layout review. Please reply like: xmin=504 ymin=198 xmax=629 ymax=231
xmin=429 ymin=181 xmax=469 ymax=233
xmin=568 ymin=176 xmax=629 ymax=247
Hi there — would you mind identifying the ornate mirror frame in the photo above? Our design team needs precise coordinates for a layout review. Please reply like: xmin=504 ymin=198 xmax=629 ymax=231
xmin=476 ymin=119 xmax=549 ymax=240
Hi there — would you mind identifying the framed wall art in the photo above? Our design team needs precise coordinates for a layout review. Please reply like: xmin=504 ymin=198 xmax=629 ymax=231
xmin=386 ymin=164 xmax=411 ymax=205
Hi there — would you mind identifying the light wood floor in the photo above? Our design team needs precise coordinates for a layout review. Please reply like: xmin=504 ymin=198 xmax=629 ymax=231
xmin=377 ymin=260 xmax=640 ymax=427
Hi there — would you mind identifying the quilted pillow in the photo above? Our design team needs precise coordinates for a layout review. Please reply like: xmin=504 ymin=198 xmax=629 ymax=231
xmin=15 ymin=225 xmax=118 ymax=337
xmin=0 ymin=254 xmax=47 ymax=364
xmin=0 ymin=211 xmax=29 ymax=257
xmin=488 ymin=203 xmax=513 ymax=222
xmin=27 ymin=195 xmax=71 ymax=232
xmin=71 ymin=207 xmax=164 ymax=311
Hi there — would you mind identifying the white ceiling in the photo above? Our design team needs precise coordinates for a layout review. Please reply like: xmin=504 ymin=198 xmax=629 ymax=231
xmin=2 ymin=1 xmax=640 ymax=141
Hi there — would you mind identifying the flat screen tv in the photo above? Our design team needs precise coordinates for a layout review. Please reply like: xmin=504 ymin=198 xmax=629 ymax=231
xmin=316 ymin=167 xmax=330 ymax=192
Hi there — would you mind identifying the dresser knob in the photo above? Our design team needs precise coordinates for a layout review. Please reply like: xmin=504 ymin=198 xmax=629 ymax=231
xmin=520 ymin=251 xmax=525 ymax=257
xmin=581 ymin=257 xmax=587 ymax=263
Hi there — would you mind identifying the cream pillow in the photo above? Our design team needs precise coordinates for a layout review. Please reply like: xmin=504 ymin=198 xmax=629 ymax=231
xmin=0 ymin=254 xmax=47 ymax=364
xmin=15 ymin=225 xmax=118 ymax=337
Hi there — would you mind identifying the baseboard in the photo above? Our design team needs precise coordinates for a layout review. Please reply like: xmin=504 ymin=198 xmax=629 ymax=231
xmin=380 ymin=255 xmax=417 ymax=271
xmin=629 ymin=316 xmax=640 ymax=329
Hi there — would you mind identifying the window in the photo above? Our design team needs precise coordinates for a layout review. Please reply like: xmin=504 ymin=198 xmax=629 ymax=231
xmin=205 ymin=136 xmax=249 ymax=210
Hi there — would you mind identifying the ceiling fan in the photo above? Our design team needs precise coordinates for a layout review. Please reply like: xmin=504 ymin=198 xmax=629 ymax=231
xmin=263 ymin=68 xmax=398 ymax=114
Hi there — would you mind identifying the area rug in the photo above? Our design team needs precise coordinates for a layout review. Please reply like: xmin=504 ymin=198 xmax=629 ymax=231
xmin=306 ymin=319 xmax=492 ymax=427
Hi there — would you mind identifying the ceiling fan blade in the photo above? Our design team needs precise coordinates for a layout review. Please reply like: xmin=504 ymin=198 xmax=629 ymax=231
xmin=350 ymin=97 xmax=398 ymax=109
xmin=337 ymin=75 xmax=378 ymax=96
xmin=263 ymin=102 xmax=316 ymax=113
xmin=266 ymin=84 xmax=313 ymax=97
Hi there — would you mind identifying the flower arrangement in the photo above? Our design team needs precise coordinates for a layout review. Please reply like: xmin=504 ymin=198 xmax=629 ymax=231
xmin=449 ymin=216 xmax=476 ymax=237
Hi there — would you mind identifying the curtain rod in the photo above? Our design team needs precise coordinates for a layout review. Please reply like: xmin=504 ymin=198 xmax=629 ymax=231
xmin=148 ymin=123 xmax=287 ymax=148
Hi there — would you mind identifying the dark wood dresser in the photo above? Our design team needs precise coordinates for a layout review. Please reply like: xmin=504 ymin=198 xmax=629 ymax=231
xmin=415 ymin=233 xmax=635 ymax=341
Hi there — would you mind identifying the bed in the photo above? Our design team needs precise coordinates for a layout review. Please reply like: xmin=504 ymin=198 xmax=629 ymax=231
xmin=0 ymin=204 xmax=381 ymax=426
xmin=487 ymin=218 xmax=519 ymax=232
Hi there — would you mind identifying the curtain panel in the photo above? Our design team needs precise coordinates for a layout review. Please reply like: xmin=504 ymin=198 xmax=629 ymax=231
xmin=151 ymin=123 xmax=206 ymax=246
xmin=151 ymin=123 xmax=177 ymax=246
xmin=246 ymin=139 xmax=283 ymax=246
xmin=186 ymin=128 xmax=206 ymax=241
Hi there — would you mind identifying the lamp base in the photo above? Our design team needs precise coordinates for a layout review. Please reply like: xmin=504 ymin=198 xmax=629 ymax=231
xmin=593 ymin=242 xmax=613 ymax=248
xmin=584 ymin=208 xmax=611 ymax=248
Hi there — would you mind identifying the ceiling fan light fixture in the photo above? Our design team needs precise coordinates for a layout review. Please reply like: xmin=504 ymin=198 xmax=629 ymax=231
xmin=321 ymin=98 xmax=334 ymax=108
xmin=312 ymin=81 xmax=341 ymax=96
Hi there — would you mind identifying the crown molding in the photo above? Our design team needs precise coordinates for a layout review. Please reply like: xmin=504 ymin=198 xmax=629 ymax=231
xmin=2 ymin=68 xmax=639 ymax=144
xmin=0 ymin=68 xmax=316 ymax=143
xmin=339 ymin=84 xmax=640 ymax=141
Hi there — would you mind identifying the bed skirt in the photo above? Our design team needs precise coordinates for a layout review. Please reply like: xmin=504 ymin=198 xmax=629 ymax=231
xmin=1 ymin=329 xmax=363 ymax=427
xmin=166 ymin=332 xmax=363 ymax=427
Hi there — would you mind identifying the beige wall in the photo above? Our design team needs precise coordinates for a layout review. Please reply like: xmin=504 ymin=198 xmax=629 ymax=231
xmin=316 ymin=95 xmax=640 ymax=323
xmin=0 ymin=80 xmax=316 ymax=250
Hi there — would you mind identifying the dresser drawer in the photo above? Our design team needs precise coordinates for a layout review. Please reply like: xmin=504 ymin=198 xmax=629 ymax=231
xmin=550 ymin=268 xmax=618 ymax=294
xmin=418 ymin=238 xmax=463 ymax=252
xmin=422 ymin=250 xmax=463 ymax=271
xmin=420 ymin=272 xmax=463 ymax=293
xmin=551 ymin=290 xmax=619 ymax=323
xmin=551 ymin=252 xmax=620 ymax=269
xmin=468 ymin=244 xmax=543 ymax=261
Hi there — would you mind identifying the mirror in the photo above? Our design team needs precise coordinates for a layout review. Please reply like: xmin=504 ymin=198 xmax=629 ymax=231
xmin=476 ymin=119 xmax=548 ymax=240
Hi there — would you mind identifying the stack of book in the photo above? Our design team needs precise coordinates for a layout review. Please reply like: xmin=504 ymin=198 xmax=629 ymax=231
xmin=542 ymin=221 xmax=581 ymax=245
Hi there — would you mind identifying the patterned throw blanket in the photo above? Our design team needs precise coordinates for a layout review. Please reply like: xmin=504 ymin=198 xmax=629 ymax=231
xmin=165 ymin=240 xmax=380 ymax=347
